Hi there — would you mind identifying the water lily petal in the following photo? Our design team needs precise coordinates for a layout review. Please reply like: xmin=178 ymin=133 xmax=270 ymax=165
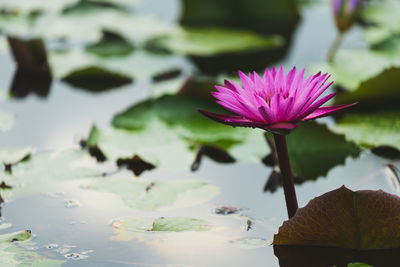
xmin=198 ymin=110 xmax=265 ymax=128
xmin=301 ymin=103 xmax=358 ymax=121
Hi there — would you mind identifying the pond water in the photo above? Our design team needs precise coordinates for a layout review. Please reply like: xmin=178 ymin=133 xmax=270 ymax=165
xmin=0 ymin=0 xmax=399 ymax=266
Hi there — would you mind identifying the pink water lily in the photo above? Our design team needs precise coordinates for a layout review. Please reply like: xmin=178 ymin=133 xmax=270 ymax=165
xmin=199 ymin=66 xmax=356 ymax=135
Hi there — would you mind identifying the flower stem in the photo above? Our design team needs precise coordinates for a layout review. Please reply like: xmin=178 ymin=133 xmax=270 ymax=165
xmin=327 ymin=32 xmax=343 ymax=63
xmin=273 ymin=134 xmax=298 ymax=218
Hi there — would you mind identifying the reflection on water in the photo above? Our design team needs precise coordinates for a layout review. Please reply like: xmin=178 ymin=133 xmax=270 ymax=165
xmin=0 ymin=151 xmax=398 ymax=266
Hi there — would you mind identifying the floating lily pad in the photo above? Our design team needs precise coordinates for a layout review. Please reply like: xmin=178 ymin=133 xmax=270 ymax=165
xmin=362 ymin=0 xmax=400 ymax=44
xmin=229 ymin=237 xmax=270 ymax=249
xmin=61 ymin=66 xmax=133 ymax=92
xmin=285 ymin=122 xmax=360 ymax=180
xmin=149 ymin=27 xmax=282 ymax=57
xmin=332 ymin=112 xmax=400 ymax=150
xmin=61 ymin=0 xmax=128 ymax=15
xmin=86 ymin=176 xmax=219 ymax=211
xmin=0 ymin=149 xmax=106 ymax=200
xmin=85 ymin=29 xmax=134 ymax=57
xmin=314 ymin=45 xmax=400 ymax=91
xmin=147 ymin=27 xmax=284 ymax=75
xmin=111 ymin=217 xmax=211 ymax=241
xmin=274 ymin=186 xmax=400 ymax=249
xmin=0 ymin=230 xmax=65 ymax=266
xmin=334 ymin=67 xmax=400 ymax=110
xmin=180 ymin=0 xmax=300 ymax=36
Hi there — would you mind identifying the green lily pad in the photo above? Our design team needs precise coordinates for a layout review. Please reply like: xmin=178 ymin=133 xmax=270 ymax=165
xmin=332 ymin=112 xmax=400 ymax=150
xmin=85 ymin=29 xmax=134 ymax=57
xmin=0 ymin=230 xmax=65 ymax=266
xmin=229 ymin=237 xmax=270 ymax=249
xmin=61 ymin=0 xmax=128 ymax=15
xmin=285 ymin=122 xmax=360 ymax=180
xmin=334 ymin=67 xmax=400 ymax=110
xmin=0 ymin=147 xmax=34 ymax=165
xmin=111 ymin=217 xmax=211 ymax=241
xmin=61 ymin=65 xmax=133 ymax=92
xmin=363 ymin=0 xmax=400 ymax=44
xmin=0 ymin=149 xmax=106 ymax=200
xmin=179 ymin=0 xmax=299 ymax=36
xmin=274 ymin=186 xmax=400 ymax=249
xmin=86 ymin=176 xmax=219 ymax=211
xmin=149 ymin=27 xmax=283 ymax=57
xmin=313 ymin=43 xmax=400 ymax=91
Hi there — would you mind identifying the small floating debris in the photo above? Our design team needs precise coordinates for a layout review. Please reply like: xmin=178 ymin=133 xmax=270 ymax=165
xmin=213 ymin=205 xmax=242 ymax=215
xmin=56 ymin=245 xmax=76 ymax=254
xmin=46 ymin=243 xmax=59 ymax=249
xmin=64 ymin=199 xmax=81 ymax=208
xmin=64 ymin=253 xmax=89 ymax=260
xmin=246 ymin=219 xmax=253 ymax=231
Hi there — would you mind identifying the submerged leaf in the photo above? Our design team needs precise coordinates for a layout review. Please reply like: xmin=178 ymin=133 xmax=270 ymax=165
xmin=274 ymin=186 xmax=400 ymax=249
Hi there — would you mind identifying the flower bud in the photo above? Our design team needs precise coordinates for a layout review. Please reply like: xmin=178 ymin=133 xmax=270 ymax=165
xmin=332 ymin=0 xmax=362 ymax=33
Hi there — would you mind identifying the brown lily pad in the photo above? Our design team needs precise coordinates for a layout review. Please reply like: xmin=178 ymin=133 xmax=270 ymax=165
xmin=274 ymin=186 xmax=400 ymax=250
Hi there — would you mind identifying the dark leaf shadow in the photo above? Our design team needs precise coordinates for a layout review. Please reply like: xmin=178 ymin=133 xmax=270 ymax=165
xmin=274 ymin=245 xmax=400 ymax=267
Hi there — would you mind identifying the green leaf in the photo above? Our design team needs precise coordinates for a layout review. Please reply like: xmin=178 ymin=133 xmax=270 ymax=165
xmin=331 ymin=112 xmax=400 ymax=150
xmin=274 ymin=186 xmax=400 ymax=249
xmin=111 ymin=217 xmax=211 ymax=241
xmin=86 ymin=176 xmax=219 ymax=211
xmin=285 ymin=122 xmax=360 ymax=180
xmin=61 ymin=0 xmax=128 ymax=15
xmin=362 ymin=0 xmax=400 ymax=44
xmin=313 ymin=43 xmax=400 ymax=91
xmin=61 ymin=65 xmax=133 ymax=92
xmin=179 ymin=0 xmax=300 ymax=36
xmin=152 ymin=217 xmax=211 ymax=232
xmin=149 ymin=27 xmax=283 ymax=56
xmin=0 ymin=230 xmax=65 ymax=266
xmin=0 ymin=149 xmax=106 ymax=200
xmin=334 ymin=67 xmax=400 ymax=110
xmin=263 ymin=120 xmax=363 ymax=186
xmin=85 ymin=29 xmax=134 ymax=57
